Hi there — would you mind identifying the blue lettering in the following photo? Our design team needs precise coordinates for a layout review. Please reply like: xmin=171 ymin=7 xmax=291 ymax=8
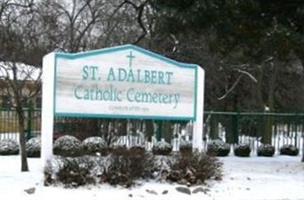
xmin=107 ymin=67 xmax=116 ymax=81
xmin=127 ymin=88 xmax=135 ymax=102
xmin=74 ymin=86 xmax=83 ymax=99
xmin=82 ymin=66 xmax=89 ymax=80
xmin=151 ymin=70 xmax=157 ymax=84
xmin=144 ymin=70 xmax=150 ymax=83
xmin=166 ymin=72 xmax=173 ymax=85
xmin=118 ymin=68 xmax=127 ymax=81
xmin=127 ymin=69 xmax=135 ymax=82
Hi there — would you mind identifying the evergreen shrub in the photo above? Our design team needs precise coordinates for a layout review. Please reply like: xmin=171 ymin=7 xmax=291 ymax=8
xmin=53 ymin=135 xmax=82 ymax=157
xmin=234 ymin=143 xmax=251 ymax=157
xmin=207 ymin=139 xmax=230 ymax=157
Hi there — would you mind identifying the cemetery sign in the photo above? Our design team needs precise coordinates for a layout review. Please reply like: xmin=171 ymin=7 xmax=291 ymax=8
xmin=41 ymin=45 xmax=205 ymax=164
xmin=55 ymin=45 xmax=196 ymax=120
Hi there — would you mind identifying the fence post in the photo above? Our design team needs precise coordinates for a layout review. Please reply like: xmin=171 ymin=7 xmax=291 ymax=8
xmin=156 ymin=121 xmax=162 ymax=141
xmin=302 ymin=116 xmax=304 ymax=162
xmin=26 ymin=101 xmax=33 ymax=140
xmin=263 ymin=109 xmax=272 ymax=144
xmin=232 ymin=110 xmax=240 ymax=144
xmin=210 ymin=114 xmax=219 ymax=140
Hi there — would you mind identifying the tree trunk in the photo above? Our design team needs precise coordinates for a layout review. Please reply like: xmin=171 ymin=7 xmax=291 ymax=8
xmin=117 ymin=119 xmax=127 ymax=136
xmin=16 ymin=106 xmax=29 ymax=172
xmin=210 ymin=116 xmax=219 ymax=140
xmin=256 ymin=65 xmax=265 ymax=141
xmin=144 ymin=120 xmax=154 ymax=142
xmin=263 ymin=61 xmax=277 ymax=144
xmin=162 ymin=121 xmax=172 ymax=143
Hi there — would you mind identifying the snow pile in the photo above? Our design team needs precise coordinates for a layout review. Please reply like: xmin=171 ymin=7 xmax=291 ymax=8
xmin=26 ymin=137 xmax=41 ymax=157
xmin=82 ymin=137 xmax=107 ymax=156
xmin=53 ymin=135 xmax=82 ymax=157
xmin=0 ymin=139 xmax=19 ymax=155
xmin=207 ymin=139 xmax=230 ymax=156
xmin=152 ymin=140 xmax=172 ymax=155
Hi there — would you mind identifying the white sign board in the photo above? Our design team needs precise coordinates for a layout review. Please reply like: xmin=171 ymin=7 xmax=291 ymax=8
xmin=55 ymin=46 xmax=196 ymax=120
xmin=41 ymin=45 xmax=205 ymax=165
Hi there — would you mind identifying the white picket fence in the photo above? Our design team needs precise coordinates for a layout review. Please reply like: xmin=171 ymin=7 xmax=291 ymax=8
xmin=1 ymin=125 xmax=303 ymax=156
xmin=0 ymin=133 xmax=19 ymax=141
xmin=0 ymin=131 xmax=40 ymax=142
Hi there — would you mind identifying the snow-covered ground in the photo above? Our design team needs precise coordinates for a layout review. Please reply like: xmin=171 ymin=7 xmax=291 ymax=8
xmin=0 ymin=155 xmax=303 ymax=200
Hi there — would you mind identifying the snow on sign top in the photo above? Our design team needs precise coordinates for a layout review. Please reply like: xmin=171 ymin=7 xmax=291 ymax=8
xmin=51 ymin=44 xmax=201 ymax=120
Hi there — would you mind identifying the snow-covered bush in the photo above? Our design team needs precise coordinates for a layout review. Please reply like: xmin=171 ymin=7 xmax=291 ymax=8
xmin=26 ymin=137 xmax=41 ymax=157
xmin=105 ymin=154 xmax=148 ymax=187
xmin=0 ymin=139 xmax=19 ymax=155
xmin=44 ymin=153 xmax=153 ymax=188
xmin=280 ymin=144 xmax=299 ymax=156
xmin=152 ymin=140 xmax=172 ymax=155
xmin=43 ymin=152 xmax=222 ymax=187
xmin=100 ymin=144 xmax=151 ymax=187
xmin=234 ymin=143 xmax=251 ymax=157
xmin=57 ymin=157 xmax=96 ymax=187
xmin=129 ymin=145 xmax=146 ymax=156
xmin=151 ymin=155 xmax=176 ymax=180
xmin=207 ymin=139 xmax=230 ymax=157
xmin=82 ymin=137 xmax=107 ymax=156
xmin=44 ymin=156 xmax=110 ymax=187
xmin=179 ymin=140 xmax=192 ymax=154
xmin=44 ymin=156 xmax=96 ymax=187
xmin=167 ymin=152 xmax=222 ymax=185
xmin=110 ymin=144 xmax=128 ymax=155
xmin=257 ymin=144 xmax=275 ymax=157
xmin=53 ymin=135 xmax=82 ymax=157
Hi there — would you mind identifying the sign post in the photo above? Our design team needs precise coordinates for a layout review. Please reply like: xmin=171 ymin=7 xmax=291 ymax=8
xmin=41 ymin=44 xmax=205 ymax=165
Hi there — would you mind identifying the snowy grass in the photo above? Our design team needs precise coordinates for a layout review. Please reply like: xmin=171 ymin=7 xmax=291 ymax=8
xmin=0 ymin=155 xmax=304 ymax=200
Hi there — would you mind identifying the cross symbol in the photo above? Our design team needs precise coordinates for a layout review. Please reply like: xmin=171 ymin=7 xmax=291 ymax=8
xmin=127 ymin=51 xmax=135 ymax=68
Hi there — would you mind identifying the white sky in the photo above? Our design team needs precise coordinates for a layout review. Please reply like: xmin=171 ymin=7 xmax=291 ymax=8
xmin=0 ymin=62 xmax=41 ymax=81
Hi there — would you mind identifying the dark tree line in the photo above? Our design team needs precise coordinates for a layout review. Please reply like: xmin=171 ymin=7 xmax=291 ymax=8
xmin=149 ymin=0 xmax=304 ymax=113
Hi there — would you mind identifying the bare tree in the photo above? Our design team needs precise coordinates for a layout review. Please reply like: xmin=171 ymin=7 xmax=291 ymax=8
xmin=0 ymin=62 xmax=41 ymax=172
xmin=0 ymin=0 xmax=42 ymax=172
xmin=37 ymin=0 xmax=152 ymax=52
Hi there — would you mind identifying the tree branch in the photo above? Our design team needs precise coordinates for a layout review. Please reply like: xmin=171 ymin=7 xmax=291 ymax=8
xmin=217 ymin=75 xmax=243 ymax=100
xmin=234 ymin=68 xmax=257 ymax=83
